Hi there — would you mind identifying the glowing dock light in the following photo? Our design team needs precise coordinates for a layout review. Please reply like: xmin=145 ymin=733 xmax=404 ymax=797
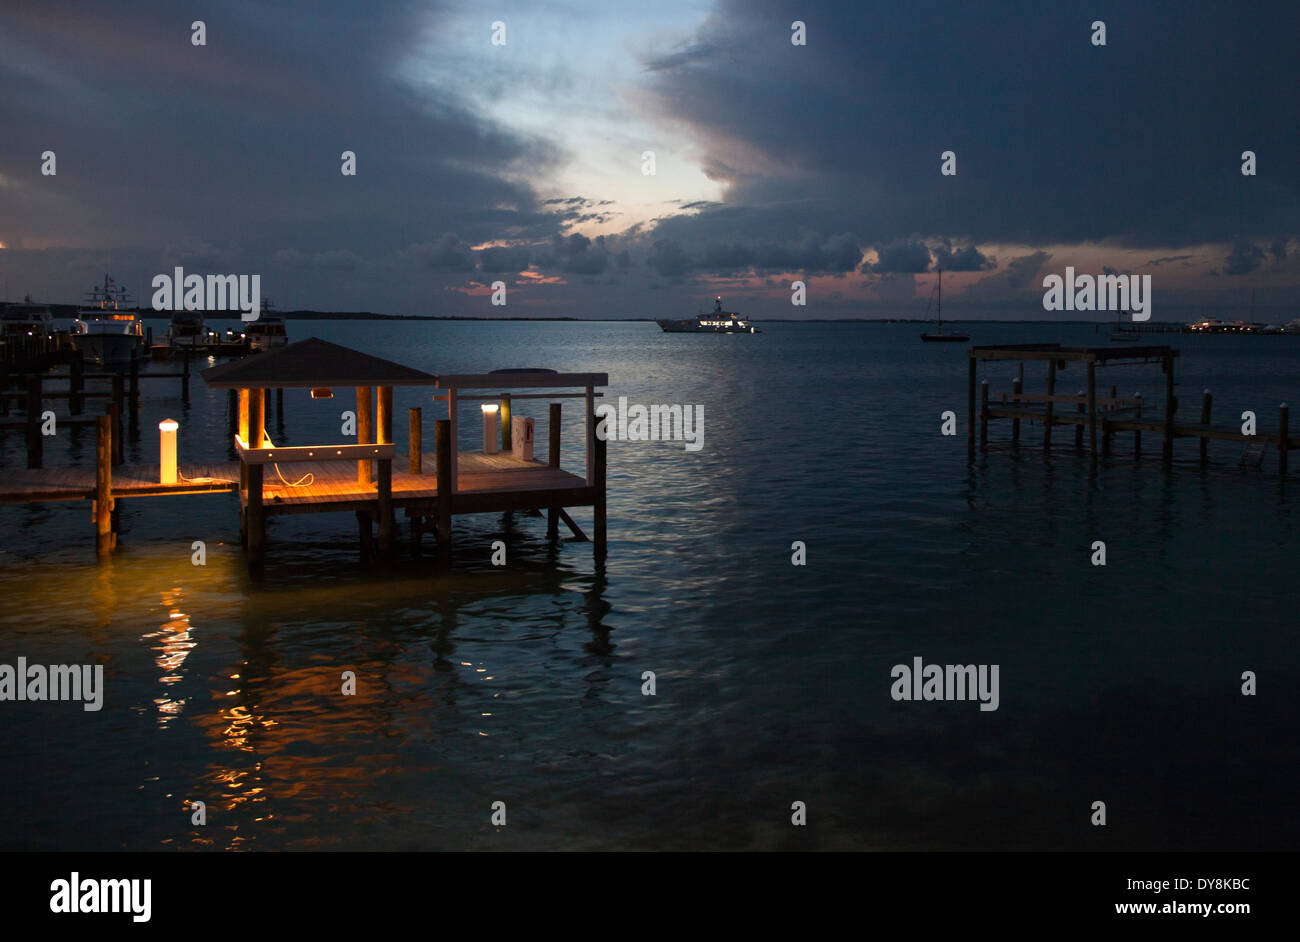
xmin=481 ymin=403 xmax=500 ymax=454
xmin=159 ymin=418 xmax=179 ymax=484
xmin=310 ymin=388 xmax=333 ymax=399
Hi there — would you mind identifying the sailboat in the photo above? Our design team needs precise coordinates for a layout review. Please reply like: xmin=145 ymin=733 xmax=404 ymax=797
xmin=920 ymin=268 xmax=968 ymax=342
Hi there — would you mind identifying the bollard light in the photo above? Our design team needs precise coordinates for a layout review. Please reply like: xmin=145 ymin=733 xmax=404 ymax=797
xmin=159 ymin=418 xmax=179 ymax=484
xmin=481 ymin=403 xmax=499 ymax=454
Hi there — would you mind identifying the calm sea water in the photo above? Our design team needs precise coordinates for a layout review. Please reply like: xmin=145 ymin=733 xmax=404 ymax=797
xmin=2 ymin=320 xmax=1298 ymax=851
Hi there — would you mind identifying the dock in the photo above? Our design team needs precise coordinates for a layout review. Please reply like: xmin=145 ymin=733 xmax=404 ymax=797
xmin=0 ymin=338 xmax=609 ymax=569
xmin=968 ymin=343 xmax=1296 ymax=472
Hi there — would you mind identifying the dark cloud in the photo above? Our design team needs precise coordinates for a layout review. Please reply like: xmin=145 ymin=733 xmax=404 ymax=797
xmin=866 ymin=240 xmax=932 ymax=274
xmin=1224 ymin=239 xmax=1266 ymax=276
xmin=477 ymin=245 xmax=531 ymax=274
xmin=932 ymin=240 xmax=993 ymax=272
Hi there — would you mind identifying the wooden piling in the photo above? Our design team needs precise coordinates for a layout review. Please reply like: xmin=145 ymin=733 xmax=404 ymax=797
xmin=435 ymin=419 xmax=452 ymax=555
xmin=249 ymin=385 xmax=264 ymax=451
xmin=408 ymin=407 xmax=422 ymax=474
xmin=129 ymin=358 xmax=140 ymax=413
xmin=1199 ymin=390 xmax=1212 ymax=463
xmin=25 ymin=375 xmax=42 ymax=469
xmin=500 ymin=393 xmax=512 ymax=451
xmin=1074 ymin=390 xmax=1084 ymax=448
xmin=979 ymin=380 xmax=989 ymax=446
xmin=1279 ymin=404 xmax=1289 ymax=477
xmin=246 ymin=464 xmax=265 ymax=565
xmin=1043 ymin=359 xmax=1057 ymax=450
xmin=95 ymin=415 xmax=113 ymax=555
xmin=182 ymin=350 xmax=191 ymax=401
xmin=356 ymin=386 xmax=373 ymax=485
xmin=70 ymin=351 xmax=84 ymax=415
xmin=1011 ymin=378 xmax=1022 ymax=444
xmin=1086 ymin=360 xmax=1097 ymax=458
xmin=547 ymin=402 xmax=561 ymax=541
xmin=1162 ymin=355 xmax=1176 ymax=462
xmin=593 ymin=409 xmax=607 ymax=561
xmin=1134 ymin=394 xmax=1143 ymax=458
xmin=376 ymin=386 xmax=394 ymax=554
xmin=967 ymin=355 xmax=977 ymax=450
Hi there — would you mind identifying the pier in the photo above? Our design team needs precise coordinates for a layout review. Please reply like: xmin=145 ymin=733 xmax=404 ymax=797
xmin=0 ymin=338 xmax=609 ymax=568
xmin=968 ymin=343 xmax=1296 ymax=472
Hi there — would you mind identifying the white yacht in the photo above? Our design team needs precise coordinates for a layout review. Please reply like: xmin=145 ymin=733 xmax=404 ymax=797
xmin=70 ymin=275 xmax=144 ymax=366
xmin=658 ymin=297 xmax=759 ymax=333
xmin=245 ymin=300 xmax=288 ymax=352
xmin=1 ymin=296 xmax=56 ymax=337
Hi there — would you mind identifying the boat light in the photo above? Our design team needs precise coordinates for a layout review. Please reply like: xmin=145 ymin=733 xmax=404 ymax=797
xmin=481 ymin=403 xmax=500 ymax=454
xmin=311 ymin=388 xmax=334 ymax=399
xmin=159 ymin=419 xmax=179 ymax=484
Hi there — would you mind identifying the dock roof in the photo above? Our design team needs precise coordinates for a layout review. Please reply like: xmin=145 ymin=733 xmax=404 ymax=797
xmin=200 ymin=337 xmax=440 ymax=389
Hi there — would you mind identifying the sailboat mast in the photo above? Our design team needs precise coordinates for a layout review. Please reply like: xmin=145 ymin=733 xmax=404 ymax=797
xmin=937 ymin=267 xmax=942 ymax=328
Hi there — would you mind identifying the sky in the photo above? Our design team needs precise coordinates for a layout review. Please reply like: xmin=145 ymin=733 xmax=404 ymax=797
xmin=1 ymin=0 xmax=1297 ymax=319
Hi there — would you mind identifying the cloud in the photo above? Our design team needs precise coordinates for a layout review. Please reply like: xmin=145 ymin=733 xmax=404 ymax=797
xmin=866 ymin=240 xmax=932 ymax=274
xmin=932 ymin=241 xmax=994 ymax=272
xmin=1224 ymin=240 xmax=1266 ymax=276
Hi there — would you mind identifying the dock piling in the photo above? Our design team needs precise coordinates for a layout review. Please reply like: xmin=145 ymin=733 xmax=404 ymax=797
xmin=1200 ymin=390 xmax=1212 ymax=463
xmin=408 ymin=407 xmax=422 ymax=474
xmin=547 ymin=402 xmax=561 ymax=541
xmin=1087 ymin=361 xmax=1097 ymax=459
xmin=25 ymin=375 xmax=42 ymax=469
xmin=1043 ymin=359 xmax=1057 ymax=450
xmin=1279 ymin=404 xmax=1289 ymax=477
xmin=979 ymin=380 xmax=989 ymax=446
xmin=1162 ymin=354 xmax=1176 ymax=462
xmin=435 ymin=419 xmax=452 ymax=558
xmin=593 ymin=409 xmax=607 ymax=562
xmin=356 ymin=386 xmax=373 ymax=485
xmin=95 ymin=415 xmax=113 ymax=555
xmin=500 ymin=393 xmax=512 ymax=451
xmin=1074 ymin=389 xmax=1084 ymax=448
xmin=1011 ymin=377 xmax=1022 ymax=444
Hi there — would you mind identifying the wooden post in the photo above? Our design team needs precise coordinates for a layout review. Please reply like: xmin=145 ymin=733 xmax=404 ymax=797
xmin=238 ymin=388 xmax=250 ymax=495
xmin=377 ymin=457 xmax=394 ymax=555
xmin=110 ymin=374 xmax=124 ymax=465
xmin=95 ymin=415 xmax=113 ymax=555
xmin=25 ymin=375 xmax=42 ymax=469
xmin=356 ymin=386 xmax=373 ymax=485
xmin=1074 ymin=390 xmax=1084 ymax=448
xmin=435 ymin=418 xmax=452 ymax=556
xmin=129 ymin=357 xmax=140 ymax=413
xmin=1279 ymin=404 xmax=1289 ymax=477
xmin=249 ymin=384 xmax=264 ymax=452
xmin=1086 ymin=360 xmax=1097 ymax=458
xmin=1134 ymin=394 xmax=1143 ymax=458
xmin=408 ymin=407 xmax=422 ymax=474
xmin=593 ymin=407 xmax=607 ymax=562
xmin=70 ymin=351 xmax=84 ymax=415
xmin=376 ymin=386 xmax=394 ymax=555
xmin=1199 ymin=390 xmax=1212 ymax=463
xmin=446 ymin=387 xmax=458 ymax=493
xmin=1043 ymin=359 xmax=1057 ymax=450
xmin=1162 ymin=355 xmax=1175 ymax=463
xmin=182 ymin=350 xmax=191 ymax=401
xmin=500 ymin=393 xmax=512 ymax=451
xmin=548 ymin=402 xmax=561 ymax=541
xmin=584 ymin=385 xmax=596 ymax=484
xmin=1011 ymin=377 xmax=1022 ymax=444
xmin=979 ymin=380 xmax=989 ymax=447
xmin=247 ymin=463 xmax=265 ymax=566
xmin=967 ymin=355 xmax=977 ymax=450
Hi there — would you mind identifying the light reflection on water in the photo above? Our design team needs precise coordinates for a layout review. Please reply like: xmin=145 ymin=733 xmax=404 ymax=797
xmin=1 ymin=321 xmax=1299 ymax=850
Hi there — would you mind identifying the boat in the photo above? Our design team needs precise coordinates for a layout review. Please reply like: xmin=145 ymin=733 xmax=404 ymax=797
xmin=246 ymin=300 xmax=288 ymax=352
xmin=1 ymin=296 xmax=56 ymax=337
xmin=165 ymin=311 xmax=210 ymax=349
xmin=1110 ymin=307 xmax=1140 ymax=341
xmin=657 ymin=297 xmax=759 ymax=333
xmin=70 ymin=275 xmax=144 ymax=367
xmin=920 ymin=268 xmax=968 ymax=342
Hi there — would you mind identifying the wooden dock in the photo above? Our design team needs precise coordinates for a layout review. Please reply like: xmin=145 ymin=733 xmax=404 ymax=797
xmin=969 ymin=343 xmax=1295 ymax=473
xmin=0 ymin=338 xmax=610 ymax=569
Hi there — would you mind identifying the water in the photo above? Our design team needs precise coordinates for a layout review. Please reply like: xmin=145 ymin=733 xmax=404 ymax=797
xmin=2 ymin=320 xmax=1298 ymax=850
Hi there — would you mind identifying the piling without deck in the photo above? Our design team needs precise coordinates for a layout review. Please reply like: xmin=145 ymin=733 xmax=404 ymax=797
xmin=967 ymin=343 xmax=1297 ymax=473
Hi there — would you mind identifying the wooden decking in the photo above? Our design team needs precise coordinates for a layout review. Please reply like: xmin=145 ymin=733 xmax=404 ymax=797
xmin=0 ymin=451 xmax=591 ymax=510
